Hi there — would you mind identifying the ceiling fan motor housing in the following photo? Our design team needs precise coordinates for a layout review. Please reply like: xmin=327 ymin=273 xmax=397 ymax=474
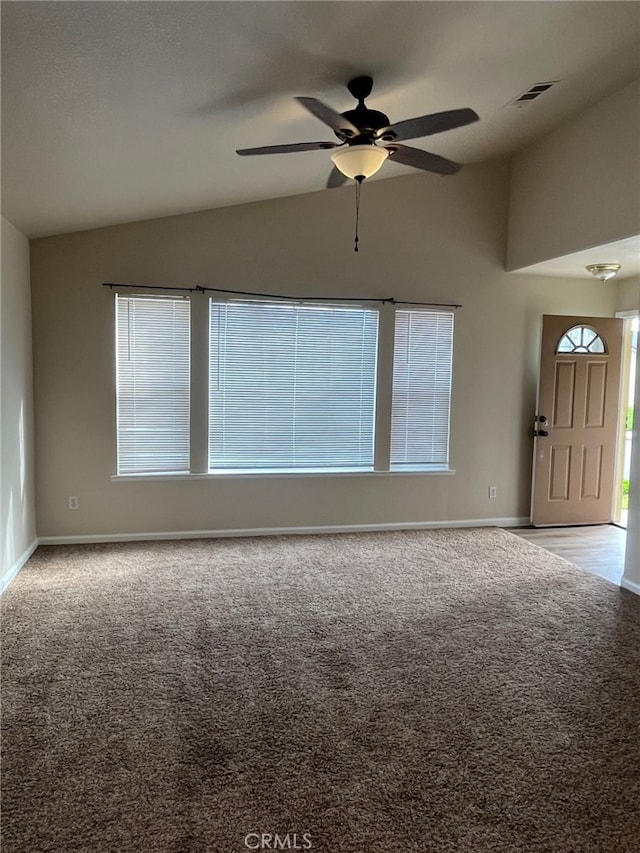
xmin=340 ymin=107 xmax=393 ymax=143
xmin=340 ymin=77 xmax=396 ymax=142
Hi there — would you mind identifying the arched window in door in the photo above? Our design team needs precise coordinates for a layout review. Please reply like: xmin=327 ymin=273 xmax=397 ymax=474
xmin=556 ymin=325 xmax=607 ymax=354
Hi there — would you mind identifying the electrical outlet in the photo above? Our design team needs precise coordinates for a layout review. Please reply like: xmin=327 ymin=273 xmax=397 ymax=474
xmin=488 ymin=486 xmax=497 ymax=499
xmin=68 ymin=496 xmax=79 ymax=510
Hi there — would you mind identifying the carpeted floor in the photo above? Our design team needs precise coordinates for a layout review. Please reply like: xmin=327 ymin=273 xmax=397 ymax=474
xmin=2 ymin=527 xmax=640 ymax=853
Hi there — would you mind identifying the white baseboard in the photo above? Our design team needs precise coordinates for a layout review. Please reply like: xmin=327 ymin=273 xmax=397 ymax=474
xmin=37 ymin=517 xmax=530 ymax=546
xmin=1 ymin=539 xmax=38 ymax=594
xmin=621 ymin=577 xmax=640 ymax=596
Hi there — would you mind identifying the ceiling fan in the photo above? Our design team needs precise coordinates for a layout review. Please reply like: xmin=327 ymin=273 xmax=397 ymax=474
xmin=236 ymin=75 xmax=479 ymax=187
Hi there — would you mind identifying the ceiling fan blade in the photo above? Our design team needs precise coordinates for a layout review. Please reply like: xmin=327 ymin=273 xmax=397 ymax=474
xmin=385 ymin=144 xmax=461 ymax=175
xmin=377 ymin=108 xmax=479 ymax=142
xmin=236 ymin=141 xmax=340 ymax=156
xmin=295 ymin=97 xmax=360 ymax=138
xmin=326 ymin=166 xmax=348 ymax=189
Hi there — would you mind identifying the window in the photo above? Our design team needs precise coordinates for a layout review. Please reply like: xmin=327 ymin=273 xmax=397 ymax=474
xmin=557 ymin=325 xmax=606 ymax=354
xmin=115 ymin=295 xmax=191 ymax=474
xmin=391 ymin=310 xmax=454 ymax=469
xmin=113 ymin=294 xmax=455 ymax=476
xmin=208 ymin=301 xmax=378 ymax=471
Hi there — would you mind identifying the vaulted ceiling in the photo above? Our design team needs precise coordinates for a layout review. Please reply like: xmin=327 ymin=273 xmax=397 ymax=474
xmin=2 ymin=1 xmax=639 ymax=240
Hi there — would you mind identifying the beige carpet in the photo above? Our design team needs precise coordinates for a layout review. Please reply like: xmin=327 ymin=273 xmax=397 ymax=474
xmin=2 ymin=527 xmax=640 ymax=852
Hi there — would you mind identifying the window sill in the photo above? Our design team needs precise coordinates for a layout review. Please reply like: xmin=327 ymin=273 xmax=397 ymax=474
xmin=112 ymin=467 xmax=456 ymax=482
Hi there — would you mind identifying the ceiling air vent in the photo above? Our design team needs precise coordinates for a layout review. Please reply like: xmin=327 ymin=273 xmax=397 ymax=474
xmin=509 ymin=81 xmax=559 ymax=107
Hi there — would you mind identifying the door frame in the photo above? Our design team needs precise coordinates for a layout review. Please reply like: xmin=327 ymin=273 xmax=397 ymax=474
xmin=614 ymin=310 xmax=640 ymax=526
xmin=530 ymin=314 xmax=624 ymax=527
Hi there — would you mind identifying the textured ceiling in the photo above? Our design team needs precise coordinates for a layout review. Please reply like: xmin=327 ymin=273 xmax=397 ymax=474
xmin=2 ymin=1 xmax=640 ymax=240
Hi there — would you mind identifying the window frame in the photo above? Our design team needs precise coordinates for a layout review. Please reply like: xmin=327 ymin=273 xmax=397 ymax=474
xmin=114 ymin=293 xmax=192 ymax=476
xmin=389 ymin=308 xmax=455 ymax=472
xmin=207 ymin=298 xmax=380 ymax=474
xmin=112 ymin=293 xmax=456 ymax=480
xmin=556 ymin=324 xmax=608 ymax=355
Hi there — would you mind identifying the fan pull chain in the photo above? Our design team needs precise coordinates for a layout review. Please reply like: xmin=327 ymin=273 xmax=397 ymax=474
xmin=354 ymin=177 xmax=363 ymax=252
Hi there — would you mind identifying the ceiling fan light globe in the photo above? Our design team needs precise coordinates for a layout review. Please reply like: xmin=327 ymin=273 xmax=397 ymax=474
xmin=330 ymin=146 xmax=388 ymax=180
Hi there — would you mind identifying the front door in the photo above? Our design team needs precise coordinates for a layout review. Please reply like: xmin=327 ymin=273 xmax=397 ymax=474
xmin=531 ymin=315 xmax=623 ymax=526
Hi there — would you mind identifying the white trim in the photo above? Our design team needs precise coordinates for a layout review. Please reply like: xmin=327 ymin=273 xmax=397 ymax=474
xmin=37 ymin=517 xmax=530 ymax=546
xmin=111 ymin=468 xmax=456 ymax=481
xmin=529 ymin=521 xmax=618 ymax=528
xmin=621 ymin=577 xmax=640 ymax=597
xmin=1 ymin=540 xmax=38 ymax=594
xmin=612 ymin=312 xmax=638 ymax=525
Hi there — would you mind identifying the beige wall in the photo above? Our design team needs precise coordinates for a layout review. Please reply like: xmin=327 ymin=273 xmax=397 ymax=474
xmin=30 ymin=163 xmax=617 ymax=540
xmin=507 ymin=79 xmax=640 ymax=271
xmin=616 ymin=275 xmax=640 ymax=313
xmin=1 ymin=217 xmax=37 ymax=584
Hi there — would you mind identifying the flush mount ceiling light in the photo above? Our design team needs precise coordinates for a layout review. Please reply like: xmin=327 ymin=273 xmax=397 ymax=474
xmin=586 ymin=263 xmax=621 ymax=282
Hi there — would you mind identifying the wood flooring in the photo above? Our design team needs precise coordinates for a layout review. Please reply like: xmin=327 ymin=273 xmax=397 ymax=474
xmin=510 ymin=524 xmax=627 ymax=586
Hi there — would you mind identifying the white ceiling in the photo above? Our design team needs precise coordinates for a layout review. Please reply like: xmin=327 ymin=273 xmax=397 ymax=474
xmin=2 ymin=1 xmax=640 ymax=247
xmin=515 ymin=236 xmax=640 ymax=281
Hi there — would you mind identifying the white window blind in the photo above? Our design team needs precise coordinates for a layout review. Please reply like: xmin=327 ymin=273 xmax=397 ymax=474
xmin=208 ymin=300 xmax=378 ymax=471
xmin=115 ymin=295 xmax=191 ymax=474
xmin=390 ymin=310 xmax=454 ymax=469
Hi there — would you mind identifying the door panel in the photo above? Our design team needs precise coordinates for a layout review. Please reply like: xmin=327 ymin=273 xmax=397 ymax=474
xmin=580 ymin=445 xmax=602 ymax=500
xmin=553 ymin=362 xmax=575 ymax=427
xmin=585 ymin=362 xmax=607 ymax=427
xmin=531 ymin=315 xmax=623 ymax=526
xmin=549 ymin=445 xmax=571 ymax=500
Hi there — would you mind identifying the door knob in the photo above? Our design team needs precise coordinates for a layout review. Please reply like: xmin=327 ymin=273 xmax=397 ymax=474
xmin=535 ymin=429 xmax=549 ymax=437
